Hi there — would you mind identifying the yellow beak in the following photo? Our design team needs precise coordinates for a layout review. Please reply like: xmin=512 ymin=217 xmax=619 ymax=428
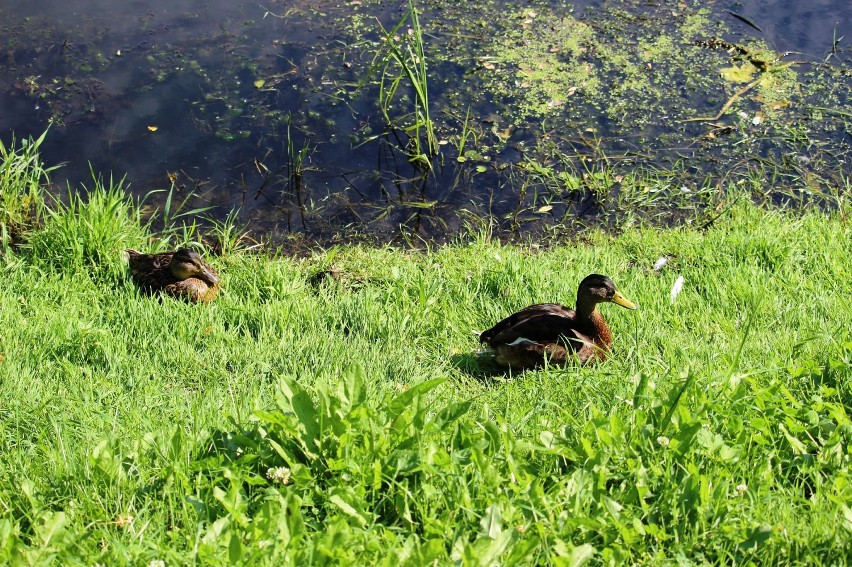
xmin=612 ymin=290 xmax=637 ymax=310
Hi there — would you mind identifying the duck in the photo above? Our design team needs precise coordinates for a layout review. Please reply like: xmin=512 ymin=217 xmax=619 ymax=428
xmin=126 ymin=248 xmax=221 ymax=303
xmin=308 ymin=266 xmax=345 ymax=288
xmin=479 ymin=274 xmax=636 ymax=369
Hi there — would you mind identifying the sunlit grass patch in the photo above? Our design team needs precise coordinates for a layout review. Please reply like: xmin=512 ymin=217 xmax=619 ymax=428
xmin=25 ymin=173 xmax=148 ymax=279
xmin=0 ymin=129 xmax=55 ymax=248
xmin=0 ymin=143 xmax=850 ymax=563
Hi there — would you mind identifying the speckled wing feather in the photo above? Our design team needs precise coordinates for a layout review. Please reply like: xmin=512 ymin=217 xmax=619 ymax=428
xmin=126 ymin=250 xmax=176 ymax=290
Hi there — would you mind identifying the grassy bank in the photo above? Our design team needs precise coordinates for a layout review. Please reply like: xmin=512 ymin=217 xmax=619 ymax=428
xmin=0 ymin=139 xmax=851 ymax=564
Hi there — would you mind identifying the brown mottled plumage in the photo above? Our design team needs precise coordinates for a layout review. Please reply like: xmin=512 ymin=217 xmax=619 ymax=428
xmin=126 ymin=248 xmax=220 ymax=303
xmin=480 ymin=274 xmax=636 ymax=369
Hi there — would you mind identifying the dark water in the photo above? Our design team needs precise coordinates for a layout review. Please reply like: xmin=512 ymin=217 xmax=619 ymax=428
xmin=734 ymin=0 xmax=849 ymax=53
xmin=1 ymin=0 xmax=849 ymax=245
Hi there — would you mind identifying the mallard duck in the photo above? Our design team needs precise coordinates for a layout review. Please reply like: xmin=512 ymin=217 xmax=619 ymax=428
xmin=308 ymin=266 xmax=345 ymax=288
xmin=479 ymin=274 xmax=636 ymax=369
xmin=126 ymin=248 xmax=220 ymax=303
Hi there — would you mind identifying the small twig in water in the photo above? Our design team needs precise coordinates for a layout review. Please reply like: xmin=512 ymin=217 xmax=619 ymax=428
xmin=681 ymin=78 xmax=763 ymax=123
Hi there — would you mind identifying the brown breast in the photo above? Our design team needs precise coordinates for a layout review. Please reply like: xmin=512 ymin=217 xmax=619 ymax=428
xmin=164 ymin=278 xmax=219 ymax=304
xmin=587 ymin=309 xmax=613 ymax=362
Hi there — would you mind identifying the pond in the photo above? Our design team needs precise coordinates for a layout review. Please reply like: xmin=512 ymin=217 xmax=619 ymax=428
xmin=1 ymin=0 xmax=849 ymax=246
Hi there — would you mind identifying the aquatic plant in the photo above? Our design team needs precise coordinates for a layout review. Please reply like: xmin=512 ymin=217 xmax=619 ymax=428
xmin=369 ymin=0 xmax=438 ymax=171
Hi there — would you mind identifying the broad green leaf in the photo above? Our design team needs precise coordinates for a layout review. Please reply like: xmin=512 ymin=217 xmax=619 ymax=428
xmin=280 ymin=380 xmax=320 ymax=451
xmin=479 ymin=504 xmax=502 ymax=539
xmin=553 ymin=539 xmax=597 ymax=566
xmin=35 ymin=511 xmax=67 ymax=546
xmin=841 ymin=504 xmax=852 ymax=532
xmin=228 ymin=532 xmax=242 ymax=563
xmin=567 ymin=543 xmax=596 ymax=566
xmin=658 ymin=370 xmax=696 ymax=436
xmin=779 ymin=423 xmax=808 ymax=455
xmin=478 ymin=527 xmax=514 ymax=564
xmin=388 ymin=377 xmax=445 ymax=419
xmin=201 ymin=517 xmax=230 ymax=545
xmin=430 ymin=399 xmax=472 ymax=430
xmin=267 ymin=438 xmax=298 ymax=464
xmin=329 ymin=490 xmax=369 ymax=527
xmin=632 ymin=372 xmax=649 ymax=412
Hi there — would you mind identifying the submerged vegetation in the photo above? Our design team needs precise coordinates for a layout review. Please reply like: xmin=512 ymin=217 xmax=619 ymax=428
xmin=1 ymin=131 xmax=851 ymax=563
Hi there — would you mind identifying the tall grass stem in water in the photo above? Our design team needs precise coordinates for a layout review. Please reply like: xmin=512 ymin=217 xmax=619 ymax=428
xmin=372 ymin=0 xmax=437 ymax=171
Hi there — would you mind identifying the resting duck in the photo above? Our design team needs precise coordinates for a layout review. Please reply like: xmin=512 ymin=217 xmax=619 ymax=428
xmin=126 ymin=248 xmax=220 ymax=303
xmin=480 ymin=274 xmax=636 ymax=369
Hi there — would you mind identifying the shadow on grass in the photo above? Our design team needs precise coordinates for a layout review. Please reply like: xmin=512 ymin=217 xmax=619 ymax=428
xmin=449 ymin=351 xmax=515 ymax=382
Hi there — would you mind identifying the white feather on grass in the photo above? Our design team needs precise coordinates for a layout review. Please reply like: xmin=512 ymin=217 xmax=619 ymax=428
xmin=670 ymin=275 xmax=684 ymax=304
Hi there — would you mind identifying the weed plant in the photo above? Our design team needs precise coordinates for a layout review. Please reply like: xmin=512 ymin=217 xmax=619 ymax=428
xmin=26 ymin=173 xmax=149 ymax=280
xmin=0 ymin=148 xmax=850 ymax=564
xmin=367 ymin=0 xmax=438 ymax=171
xmin=286 ymin=119 xmax=312 ymax=193
xmin=0 ymin=129 xmax=55 ymax=248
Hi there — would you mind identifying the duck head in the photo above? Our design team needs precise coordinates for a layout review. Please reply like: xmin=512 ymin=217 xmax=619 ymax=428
xmin=578 ymin=274 xmax=637 ymax=309
xmin=170 ymin=248 xmax=220 ymax=285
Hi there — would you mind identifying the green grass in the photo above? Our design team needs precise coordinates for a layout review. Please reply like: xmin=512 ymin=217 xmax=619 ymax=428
xmin=0 ymin=129 xmax=55 ymax=248
xmin=0 ymin=146 xmax=851 ymax=564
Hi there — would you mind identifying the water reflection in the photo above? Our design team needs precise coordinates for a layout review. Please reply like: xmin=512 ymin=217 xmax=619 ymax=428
xmin=730 ymin=0 xmax=850 ymax=53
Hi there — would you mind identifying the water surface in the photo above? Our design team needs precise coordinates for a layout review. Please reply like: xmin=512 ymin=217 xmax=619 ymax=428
xmin=1 ymin=0 xmax=849 ymax=245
